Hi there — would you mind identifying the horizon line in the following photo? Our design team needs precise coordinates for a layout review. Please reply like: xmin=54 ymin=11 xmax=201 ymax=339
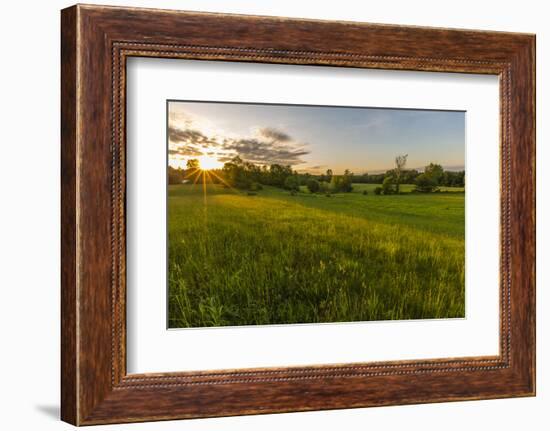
xmin=168 ymin=159 xmax=465 ymax=174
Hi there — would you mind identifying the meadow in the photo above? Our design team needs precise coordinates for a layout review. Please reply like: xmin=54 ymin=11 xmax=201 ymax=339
xmin=168 ymin=183 xmax=465 ymax=328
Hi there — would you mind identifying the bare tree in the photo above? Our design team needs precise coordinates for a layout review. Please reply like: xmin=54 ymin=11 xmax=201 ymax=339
xmin=394 ymin=154 xmax=408 ymax=193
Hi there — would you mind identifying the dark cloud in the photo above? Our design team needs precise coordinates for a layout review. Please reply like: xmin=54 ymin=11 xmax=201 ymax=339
xmin=224 ymin=138 xmax=309 ymax=166
xmin=169 ymin=146 xmax=204 ymax=157
xmin=168 ymin=126 xmax=219 ymax=147
xmin=258 ymin=127 xmax=292 ymax=143
xmin=217 ymin=155 xmax=235 ymax=163
xmin=168 ymin=125 xmax=220 ymax=158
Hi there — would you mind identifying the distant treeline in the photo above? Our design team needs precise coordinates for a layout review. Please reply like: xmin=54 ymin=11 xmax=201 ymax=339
xmin=349 ymin=168 xmax=465 ymax=188
xmin=169 ymin=155 xmax=464 ymax=194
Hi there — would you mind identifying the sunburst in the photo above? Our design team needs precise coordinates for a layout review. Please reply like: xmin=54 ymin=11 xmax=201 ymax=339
xmin=197 ymin=155 xmax=223 ymax=171
xmin=182 ymin=155 xmax=236 ymax=207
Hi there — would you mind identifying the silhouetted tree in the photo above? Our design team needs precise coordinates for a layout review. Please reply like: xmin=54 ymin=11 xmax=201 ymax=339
xmin=306 ymin=178 xmax=320 ymax=193
xmin=168 ymin=166 xmax=185 ymax=184
xmin=393 ymin=154 xmax=408 ymax=193
xmin=284 ymin=175 xmax=300 ymax=192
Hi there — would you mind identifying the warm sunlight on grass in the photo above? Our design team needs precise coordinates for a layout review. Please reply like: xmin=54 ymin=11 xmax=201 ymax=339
xmin=168 ymin=184 xmax=465 ymax=328
xmin=198 ymin=155 xmax=223 ymax=170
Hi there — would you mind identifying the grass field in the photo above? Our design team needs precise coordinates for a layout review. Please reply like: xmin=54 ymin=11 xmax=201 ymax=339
xmin=168 ymin=183 xmax=465 ymax=328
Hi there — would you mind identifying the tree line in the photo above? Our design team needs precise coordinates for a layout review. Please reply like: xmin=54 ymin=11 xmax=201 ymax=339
xmin=168 ymin=154 xmax=464 ymax=194
xmin=353 ymin=164 xmax=465 ymax=189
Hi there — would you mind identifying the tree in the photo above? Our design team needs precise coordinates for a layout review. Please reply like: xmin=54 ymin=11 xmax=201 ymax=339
xmin=441 ymin=170 xmax=465 ymax=188
xmin=222 ymin=156 xmax=252 ymax=189
xmin=284 ymin=175 xmax=300 ymax=192
xmin=414 ymin=173 xmax=438 ymax=193
xmin=342 ymin=174 xmax=353 ymax=192
xmin=457 ymin=170 xmax=465 ymax=188
xmin=326 ymin=169 xmax=333 ymax=182
xmin=269 ymin=164 xmax=293 ymax=187
xmin=168 ymin=166 xmax=185 ymax=184
xmin=249 ymin=182 xmax=263 ymax=191
xmin=382 ymin=176 xmax=395 ymax=194
xmin=186 ymin=158 xmax=199 ymax=169
xmin=393 ymin=154 xmax=408 ymax=193
xmin=300 ymin=172 xmax=312 ymax=186
xmin=330 ymin=174 xmax=353 ymax=193
xmin=185 ymin=158 xmax=201 ymax=182
xmin=328 ymin=169 xmax=353 ymax=193
xmin=424 ymin=163 xmax=444 ymax=185
xmin=318 ymin=181 xmax=330 ymax=193
xmin=306 ymin=178 xmax=320 ymax=193
xmin=401 ymin=169 xmax=419 ymax=184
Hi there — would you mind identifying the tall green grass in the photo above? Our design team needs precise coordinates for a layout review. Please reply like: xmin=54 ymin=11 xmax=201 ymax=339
xmin=168 ymin=184 xmax=465 ymax=328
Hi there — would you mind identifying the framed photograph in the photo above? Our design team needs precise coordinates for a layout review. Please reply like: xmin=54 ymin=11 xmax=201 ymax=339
xmin=61 ymin=4 xmax=535 ymax=425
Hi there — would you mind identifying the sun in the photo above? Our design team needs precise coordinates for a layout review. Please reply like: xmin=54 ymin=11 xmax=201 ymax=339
xmin=197 ymin=155 xmax=223 ymax=170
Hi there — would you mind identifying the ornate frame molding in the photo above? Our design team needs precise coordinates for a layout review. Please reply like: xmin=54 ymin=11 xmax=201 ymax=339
xmin=61 ymin=5 xmax=535 ymax=425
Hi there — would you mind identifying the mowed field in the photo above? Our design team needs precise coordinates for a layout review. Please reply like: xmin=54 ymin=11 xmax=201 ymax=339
xmin=168 ymin=183 xmax=465 ymax=328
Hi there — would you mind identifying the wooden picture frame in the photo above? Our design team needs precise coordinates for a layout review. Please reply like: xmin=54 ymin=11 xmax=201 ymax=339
xmin=61 ymin=4 xmax=535 ymax=425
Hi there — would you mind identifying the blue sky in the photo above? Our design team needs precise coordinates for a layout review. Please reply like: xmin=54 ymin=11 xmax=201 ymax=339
xmin=168 ymin=101 xmax=465 ymax=174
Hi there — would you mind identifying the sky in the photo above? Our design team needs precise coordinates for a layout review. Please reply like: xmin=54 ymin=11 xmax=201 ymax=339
xmin=168 ymin=100 xmax=465 ymax=174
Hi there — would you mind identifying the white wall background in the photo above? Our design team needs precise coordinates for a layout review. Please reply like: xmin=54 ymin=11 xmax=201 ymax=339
xmin=0 ymin=0 xmax=546 ymax=429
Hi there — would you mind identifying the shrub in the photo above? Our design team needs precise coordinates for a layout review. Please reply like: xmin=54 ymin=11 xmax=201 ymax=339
xmin=246 ymin=191 xmax=257 ymax=196
xmin=362 ymin=190 xmax=368 ymax=195
xmin=284 ymin=175 xmax=300 ymax=192
xmin=318 ymin=181 xmax=330 ymax=193
xmin=306 ymin=178 xmax=320 ymax=193
xmin=374 ymin=187 xmax=382 ymax=195
xmin=249 ymin=182 xmax=263 ymax=191
xmin=382 ymin=176 xmax=395 ymax=195
xmin=414 ymin=173 xmax=438 ymax=193
xmin=236 ymin=178 xmax=253 ymax=190
xmin=330 ymin=175 xmax=353 ymax=193
xmin=424 ymin=163 xmax=444 ymax=185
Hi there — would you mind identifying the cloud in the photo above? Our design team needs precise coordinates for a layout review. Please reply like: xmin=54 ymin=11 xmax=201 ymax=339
xmin=223 ymin=134 xmax=309 ymax=165
xmin=169 ymin=119 xmax=309 ymax=166
xmin=296 ymin=164 xmax=327 ymax=174
xmin=169 ymin=126 xmax=222 ymax=158
xmin=235 ymin=127 xmax=309 ymax=165
xmin=168 ymin=127 xmax=219 ymax=147
xmin=169 ymin=147 xmax=204 ymax=157
xmin=257 ymin=127 xmax=292 ymax=143
xmin=168 ymin=110 xmax=193 ymax=129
